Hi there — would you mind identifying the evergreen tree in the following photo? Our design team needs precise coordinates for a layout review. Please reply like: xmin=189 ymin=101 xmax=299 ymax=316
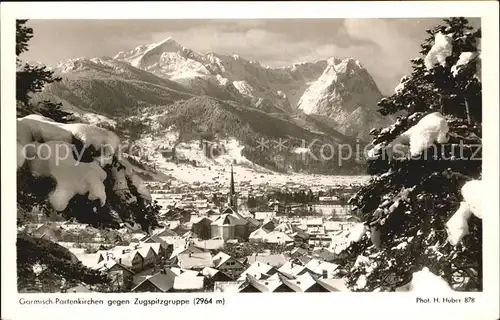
xmin=341 ymin=18 xmax=482 ymax=292
xmin=16 ymin=19 xmax=74 ymax=122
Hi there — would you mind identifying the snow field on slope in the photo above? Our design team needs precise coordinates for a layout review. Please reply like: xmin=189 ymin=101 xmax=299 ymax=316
xmin=135 ymin=132 xmax=370 ymax=186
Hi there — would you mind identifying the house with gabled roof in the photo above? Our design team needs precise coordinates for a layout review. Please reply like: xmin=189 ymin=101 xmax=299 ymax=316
xmin=169 ymin=245 xmax=204 ymax=260
xmin=248 ymin=227 xmax=269 ymax=242
xmin=140 ymin=235 xmax=171 ymax=258
xmin=276 ymin=272 xmax=329 ymax=292
xmin=133 ymin=243 xmax=159 ymax=269
xmin=132 ymin=269 xmax=177 ymax=293
xmin=245 ymin=253 xmax=287 ymax=268
xmin=109 ymin=247 xmax=144 ymax=272
xmin=304 ymin=258 xmax=340 ymax=279
xmin=275 ymin=261 xmax=307 ymax=278
xmin=238 ymin=274 xmax=294 ymax=293
xmin=201 ymin=267 xmax=233 ymax=282
xmin=172 ymin=273 xmax=205 ymax=293
xmin=212 ymin=252 xmax=246 ymax=275
xmin=94 ymin=259 xmax=135 ymax=290
xmin=264 ymin=230 xmax=294 ymax=245
xmin=238 ymin=261 xmax=278 ymax=281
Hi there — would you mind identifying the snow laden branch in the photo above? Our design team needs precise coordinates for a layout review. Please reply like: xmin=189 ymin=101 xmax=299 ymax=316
xmin=446 ymin=179 xmax=482 ymax=245
xmin=367 ymin=112 xmax=449 ymax=161
xmin=397 ymin=267 xmax=454 ymax=292
xmin=424 ymin=32 xmax=454 ymax=70
xmin=395 ymin=112 xmax=449 ymax=158
xmin=17 ymin=114 xmax=158 ymax=231
xmin=451 ymin=37 xmax=481 ymax=80
xmin=28 ymin=141 xmax=107 ymax=211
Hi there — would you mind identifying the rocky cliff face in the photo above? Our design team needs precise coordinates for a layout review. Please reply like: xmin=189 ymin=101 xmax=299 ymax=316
xmin=297 ymin=58 xmax=390 ymax=140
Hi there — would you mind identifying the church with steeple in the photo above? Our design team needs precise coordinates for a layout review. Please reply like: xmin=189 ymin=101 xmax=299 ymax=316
xmin=210 ymin=164 xmax=249 ymax=240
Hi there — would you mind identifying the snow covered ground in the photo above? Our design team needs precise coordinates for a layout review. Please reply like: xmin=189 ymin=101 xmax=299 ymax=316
xmin=135 ymin=132 xmax=370 ymax=187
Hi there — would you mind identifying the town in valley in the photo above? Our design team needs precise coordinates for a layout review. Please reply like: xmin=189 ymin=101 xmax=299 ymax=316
xmin=21 ymin=166 xmax=366 ymax=293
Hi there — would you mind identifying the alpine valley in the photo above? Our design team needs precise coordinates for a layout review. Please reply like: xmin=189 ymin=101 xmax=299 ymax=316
xmin=30 ymin=37 xmax=392 ymax=180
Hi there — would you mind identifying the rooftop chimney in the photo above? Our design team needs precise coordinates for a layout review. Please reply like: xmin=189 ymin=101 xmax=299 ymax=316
xmin=322 ymin=269 xmax=328 ymax=279
xmin=119 ymin=258 xmax=122 ymax=264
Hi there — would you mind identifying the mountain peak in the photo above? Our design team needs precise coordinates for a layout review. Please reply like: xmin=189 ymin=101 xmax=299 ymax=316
xmin=114 ymin=36 xmax=193 ymax=68
xmin=154 ymin=37 xmax=182 ymax=48
xmin=325 ymin=57 xmax=364 ymax=74
xmin=338 ymin=58 xmax=364 ymax=72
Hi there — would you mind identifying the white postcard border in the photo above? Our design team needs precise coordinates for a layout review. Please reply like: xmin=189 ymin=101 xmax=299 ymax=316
xmin=1 ymin=2 xmax=498 ymax=320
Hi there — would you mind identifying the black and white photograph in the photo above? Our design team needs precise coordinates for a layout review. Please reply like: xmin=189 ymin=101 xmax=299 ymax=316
xmin=1 ymin=2 xmax=499 ymax=319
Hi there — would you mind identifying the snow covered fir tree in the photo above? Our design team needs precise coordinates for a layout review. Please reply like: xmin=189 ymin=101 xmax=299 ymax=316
xmin=16 ymin=20 xmax=160 ymax=292
xmin=339 ymin=18 xmax=483 ymax=292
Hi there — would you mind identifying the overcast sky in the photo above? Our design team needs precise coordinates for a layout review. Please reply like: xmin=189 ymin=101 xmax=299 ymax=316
xmin=22 ymin=18 xmax=480 ymax=95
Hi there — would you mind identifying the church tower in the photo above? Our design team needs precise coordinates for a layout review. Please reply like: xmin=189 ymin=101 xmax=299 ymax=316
xmin=228 ymin=164 xmax=237 ymax=211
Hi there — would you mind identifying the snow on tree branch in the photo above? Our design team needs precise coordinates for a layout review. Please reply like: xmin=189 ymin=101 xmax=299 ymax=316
xmin=445 ymin=179 xmax=482 ymax=245
xmin=461 ymin=179 xmax=482 ymax=219
xmin=451 ymin=51 xmax=481 ymax=81
xmin=18 ymin=114 xmax=120 ymax=166
xmin=394 ymin=76 xmax=409 ymax=94
xmin=424 ymin=32 xmax=454 ymax=70
xmin=378 ymin=112 xmax=449 ymax=159
xmin=405 ymin=112 xmax=449 ymax=157
xmin=446 ymin=201 xmax=473 ymax=246
xmin=347 ymin=223 xmax=368 ymax=243
xmin=29 ymin=141 xmax=108 ymax=211
xmin=17 ymin=114 xmax=153 ymax=218
xmin=403 ymin=267 xmax=454 ymax=292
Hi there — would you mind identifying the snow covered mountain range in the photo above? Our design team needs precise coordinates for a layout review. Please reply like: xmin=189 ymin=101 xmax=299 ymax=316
xmin=30 ymin=37 xmax=392 ymax=175
xmin=39 ymin=37 xmax=389 ymax=139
